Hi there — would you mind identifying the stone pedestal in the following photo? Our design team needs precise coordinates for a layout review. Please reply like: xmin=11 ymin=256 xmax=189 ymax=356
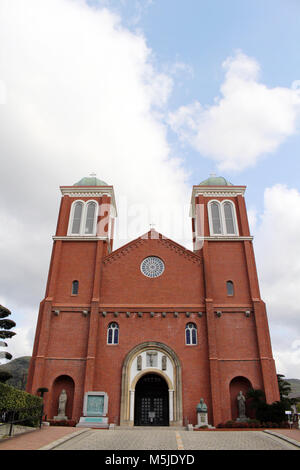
xmin=53 ymin=415 xmax=68 ymax=421
xmin=77 ymin=416 xmax=109 ymax=428
xmin=195 ymin=411 xmax=208 ymax=428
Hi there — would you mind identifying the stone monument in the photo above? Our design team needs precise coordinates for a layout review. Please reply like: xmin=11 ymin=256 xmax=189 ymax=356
xmin=195 ymin=398 xmax=208 ymax=428
xmin=54 ymin=389 xmax=68 ymax=421
xmin=76 ymin=391 xmax=109 ymax=428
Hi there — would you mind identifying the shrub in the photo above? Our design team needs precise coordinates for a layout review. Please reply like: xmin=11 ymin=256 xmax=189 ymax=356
xmin=0 ymin=382 xmax=42 ymax=427
xmin=256 ymin=401 xmax=286 ymax=424
xmin=225 ymin=420 xmax=234 ymax=428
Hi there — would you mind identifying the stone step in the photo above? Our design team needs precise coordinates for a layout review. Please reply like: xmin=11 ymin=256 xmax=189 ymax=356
xmin=114 ymin=426 xmax=187 ymax=431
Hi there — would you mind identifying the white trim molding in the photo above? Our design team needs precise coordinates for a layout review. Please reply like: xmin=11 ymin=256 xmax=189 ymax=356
xmin=60 ymin=186 xmax=117 ymax=217
xmin=196 ymin=236 xmax=253 ymax=241
xmin=53 ymin=236 xmax=108 ymax=241
xmin=207 ymin=199 xmax=239 ymax=236
xmin=189 ymin=185 xmax=245 ymax=218
xmin=67 ymin=199 xmax=99 ymax=236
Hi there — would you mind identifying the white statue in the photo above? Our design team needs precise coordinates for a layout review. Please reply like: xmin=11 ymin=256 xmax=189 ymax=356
xmin=57 ymin=389 xmax=67 ymax=417
xmin=237 ymin=390 xmax=246 ymax=420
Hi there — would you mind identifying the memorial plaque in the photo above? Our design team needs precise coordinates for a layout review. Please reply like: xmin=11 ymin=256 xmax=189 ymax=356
xmin=82 ymin=391 xmax=108 ymax=417
xmin=87 ymin=395 xmax=104 ymax=416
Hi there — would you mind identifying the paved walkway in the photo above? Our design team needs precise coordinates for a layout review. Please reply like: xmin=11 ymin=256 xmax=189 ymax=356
xmin=0 ymin=425 xmax=299 ymax=451
xmin=52 ymin=428 xmax=299 ymax=451
xmin=0 ymin=425 xmax=87 ymax=450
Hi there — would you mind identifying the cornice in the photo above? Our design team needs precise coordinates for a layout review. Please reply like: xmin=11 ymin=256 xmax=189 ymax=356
xmin=60 ymin=186 xmax=117 ymax=216
xmin=196 ymin=236 xmax=253 ymax=241
xmin=52 ymin=236 xmax=108 ymax=241
xmin=189 ymin=186 xmax=246 ymax=217
xmin=194 ymin=188 xmax=245 ymax=197
xmin=192 ymin=184 xmax=246 ymax=192
xmin=103 ymin=239 xmax=145 ymax=264
xmin=102 ymin=231 xmax=202 ymax=265
xmin=160 ymin=237 xmax=202 ymax=264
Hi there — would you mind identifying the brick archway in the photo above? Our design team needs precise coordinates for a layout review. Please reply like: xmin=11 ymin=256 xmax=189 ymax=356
xmin=51 ymin=375 xmax=75 ymax=420
xmin=120 ymin=342 xmax=182 ymax=426
xmin=229 ymin=376 xmax=252 ymax=421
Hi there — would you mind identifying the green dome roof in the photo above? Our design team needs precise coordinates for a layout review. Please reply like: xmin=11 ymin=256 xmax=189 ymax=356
xmin=73 ymin=176 xmax=108 ymax=187
xmin=199 ymin=175 xmax=233 ymax=186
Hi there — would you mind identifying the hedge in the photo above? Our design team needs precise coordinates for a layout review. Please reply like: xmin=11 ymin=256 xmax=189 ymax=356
xmin=217 ymin=419 xmax=290 ymax=429
xmin=0 ymin=382 xmax=42 ymax=410
xmin=0 ymin=382 xmax=43 ymax=427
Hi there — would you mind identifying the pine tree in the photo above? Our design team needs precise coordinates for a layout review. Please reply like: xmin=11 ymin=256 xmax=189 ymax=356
xmin=277 ymin=374 xmax=292 ymax=400
xmin=0 ymin=304 xmax=16 ymax=382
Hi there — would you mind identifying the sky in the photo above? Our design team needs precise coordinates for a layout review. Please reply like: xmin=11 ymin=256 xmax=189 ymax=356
xmin=0 ymin=0 xmax=300 ymax=380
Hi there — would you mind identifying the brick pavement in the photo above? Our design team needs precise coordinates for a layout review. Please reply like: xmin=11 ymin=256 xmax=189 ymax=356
xmin=53 ymin=428 xmax=299 ymax=451
xmin=0 ymin=426 xmax=299 ymax=451
xmin=180 ymin=430 xmax=298 ymax=451
xmin=0 ymin=425 xmax=86 ymax=450
xmin=268 ymin=429 xmax=300 ymax=442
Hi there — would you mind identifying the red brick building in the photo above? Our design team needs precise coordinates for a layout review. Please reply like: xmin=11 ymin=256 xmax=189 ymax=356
xmin=26 ymin=175 xmax=280 ymax=427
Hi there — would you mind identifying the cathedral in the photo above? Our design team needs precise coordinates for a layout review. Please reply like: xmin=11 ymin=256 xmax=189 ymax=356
xmin=26 ymin=175 xmax=280 ymax=427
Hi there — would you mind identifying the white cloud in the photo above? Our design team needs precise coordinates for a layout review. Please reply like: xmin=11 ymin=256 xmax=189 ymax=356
xmin=0 ymin=0 xmax=190 ymax=357
xmin=273 ymin=340 xmax=300 ymax=379
xmin=252 ymin=184 xmax=300 ymax=377
xmin=169 ymin=51 xmax=300 ymax=171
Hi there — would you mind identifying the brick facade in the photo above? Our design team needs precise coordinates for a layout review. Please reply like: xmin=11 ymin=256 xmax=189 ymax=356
xmin=26 ymin=179 xmax=280 ymax=427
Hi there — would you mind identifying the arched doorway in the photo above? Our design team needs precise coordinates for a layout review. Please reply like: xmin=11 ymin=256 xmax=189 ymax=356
xmin=120 ymin=341 xmax=182 ymax=426
xmin=134 ymin=373 xmax=169 ymax=426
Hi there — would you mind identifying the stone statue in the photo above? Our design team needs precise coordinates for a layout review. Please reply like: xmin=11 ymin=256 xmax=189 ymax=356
xmin=57 ymin=389 xmax=67 ymax=417
xmin=137 ymin=355 xmax=142 ymax=371
xmin=162 ymin=355 xmax=167 ymax=370
xmin=237 ymin=391 xmax=246 ymax=419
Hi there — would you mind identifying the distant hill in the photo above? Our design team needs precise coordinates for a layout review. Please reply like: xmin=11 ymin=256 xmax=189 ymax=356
xmin=286 ymin=378 xmax=300 ymax=399
xmin=0 ymin=356 xmax=31 ymax=390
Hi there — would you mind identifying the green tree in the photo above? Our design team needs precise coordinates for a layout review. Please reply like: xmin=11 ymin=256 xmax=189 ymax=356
xmin=277 ymin=374 xmax=297 ymax=409
xmin=277 ymin=374 xmax=292 ymax=400
xmin=245 ymin=376 xmax=293 ymax=424
xmin=0 ymin=305 xmax=16 ymax=382
xmin=246 ymin=388 xmax=266 ymax=410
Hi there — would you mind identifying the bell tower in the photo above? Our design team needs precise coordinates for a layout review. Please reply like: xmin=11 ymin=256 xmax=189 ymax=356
xmin=190 ymin=175 xmax=279 ymax=425
xmin=26 ymin=175 xmax=117 ymax=413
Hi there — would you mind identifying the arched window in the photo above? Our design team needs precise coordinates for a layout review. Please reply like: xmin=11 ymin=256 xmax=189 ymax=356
xmin=71 ymin=201 xmax=83 ymax=234
xmin=226 ymin=280 xmax=234 ymax=296
xmin=208 ymin=200 xmax=238 ymax=236
xmin=107 ymin=322 xmax=119 ymax=345
xmin=84 ymin=201 xmax=97 ymax=235
xmin=185 ymin=323 xmax=197 ymax=345
xmin=72 ymin=280 xmax=79 ymax=295
xmin=209 ymin=202 xmax=222 ymax=234
xmin=223 ymin=202 xmax=235 ymax=234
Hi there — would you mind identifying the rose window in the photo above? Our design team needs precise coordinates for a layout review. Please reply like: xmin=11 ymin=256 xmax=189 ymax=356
xmin=140 ymin=256 xmax=165 ymax=278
